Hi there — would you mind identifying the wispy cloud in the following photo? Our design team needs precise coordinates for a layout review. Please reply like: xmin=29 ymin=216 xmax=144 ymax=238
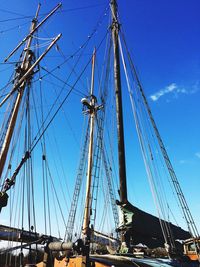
xmin=179 ymin=159 xmax=187 ymax=164
xmin=179 ymin=153 xmax=200 ymax=164
xmin=195 ymin=152 xmax=200 ymax=159
xmin=150 ymin=82 xmax=199 ymax=102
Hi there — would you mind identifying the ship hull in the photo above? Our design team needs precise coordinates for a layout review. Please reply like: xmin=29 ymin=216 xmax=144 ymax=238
xmin=37 ymin=254 xmax=198 ymax=267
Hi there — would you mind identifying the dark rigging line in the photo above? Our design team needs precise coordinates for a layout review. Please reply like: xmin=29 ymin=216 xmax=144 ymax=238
xmin=32 ymin=4 xmax=109 ymax=86
xmin=0 ymin=65 xmax=13 ymax=73
xmin=46 ymin=161 xmax=68 ymax=229
xmin=0 ymin=16 xmax=33 ymax=23
xmin=0 ymin=73 xmax=15 ymax=95
xmin=59 ymin=3 xmax=108 ymax=13
xmin=40 ymin=65 xmax=73 ymax=204
xmin=0 ymin=8 xmax=27 ymax=17
xmin=30 ymin=31 xmax=109 ymax=152
xmin=35 ymin=24 xmax=89 ymax=94
xmin=1 ymin=3 xmax=109 ymax=210
xmin=56 ymin=46 xmax=89 ymax=94
xmin=38 ymin=78 xmax=84 ymax=99
xmin=0 ymin=3 xmax=108 ymax=23
xmin=120 ymin=27 xmax=200 ymax=240
xmin=0 ymin=21 xmax=30 ymax=34
xmin=39 ymin=66 xmax=86 ymax=97
xmin=0 ymin=61 xmax=23 ymax=65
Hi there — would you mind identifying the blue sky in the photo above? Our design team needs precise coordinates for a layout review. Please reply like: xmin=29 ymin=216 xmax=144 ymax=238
xmin=0 ymin=0 xmax=200 ymax=240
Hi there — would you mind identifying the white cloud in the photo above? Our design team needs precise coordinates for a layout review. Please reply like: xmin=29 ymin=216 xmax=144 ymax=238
xmin=150 ymin=83 xmax=182 ymax=101
xmin=150 ymin=82 xmax=199 ymax=102
xmin=179 ymin=159 xmax=187 ymax=164
xmin=190 ymin=81 xmax=200 ymax=94
xmin=167 ymin=83 xmax=177 ymax=92
xmin=195 ymin=152 xmax=200 ymax=159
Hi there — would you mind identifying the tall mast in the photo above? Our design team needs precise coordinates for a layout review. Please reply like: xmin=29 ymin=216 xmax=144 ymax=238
xmin=81 ymin=49 xmax=99 ymax=267
xmin=0 ymin=5 xmax=41 ymax=178
xmin=82 ymin=49 xmax=97 ymax=238
xmin=0 ymin=3 xmax=61 ymax=191
xmin=110 ymin=0 xmax=127 ymax=204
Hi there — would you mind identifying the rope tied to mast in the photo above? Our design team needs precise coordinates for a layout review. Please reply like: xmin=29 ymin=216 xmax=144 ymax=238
xmin=0 ymin=151 xmax=30 ymax=210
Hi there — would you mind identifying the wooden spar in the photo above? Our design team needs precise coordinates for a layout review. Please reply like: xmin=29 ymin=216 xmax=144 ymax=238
xmin=0 ymin=14 xmax=61 ymax=181
xmin=4 ymin=3 xmax=62 ymax=63
xmin=110 ymin=0 xmax=127 ymax=203
xmin=0 ymin=7 xmax=40 ymax=179
xmin=82 ymin=48 xmax=96 ymax=237
xmin=0 ymin=34 xmax=61 ymax=109
xmin=90 ymin=48 xmax=96 ymax=97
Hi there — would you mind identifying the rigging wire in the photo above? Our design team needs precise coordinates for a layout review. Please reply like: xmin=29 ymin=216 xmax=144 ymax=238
xmin=0 ymin=71 xmax=15 ymax=96
xmin=0 ymin=3 xmax=108 ymax=23
xmin=121 ymin=29 xmax=200 ymax=240
xmin=32 ymin=35 xmax=55 ymax=41
xmin=0 ymin=21 xmax=30 ymax=35
xmin=118 ymin=29 xmax=182 ymax=224
xmin=52 ymin=41 xmax=89 ymax=94
xmin=0 ymin=61 xmax=23 ymax=65
xmin=32 ymin=4 xmax=109 ymax=87
xmin=8 ymin=109 xmax=25 ymax=227
xmin=0 ymin=2 xmax=117 ymax=251
xmin=45 ymin=157 xmax=52 ymax=235
xmin=46 ymin=131 xmax=71 ymax=211
xmin=89 ymin=29 xmax=113 ymax=232
xmin=0 ymin=65 xmax=13 ymax=73
xmin=0 ymin=7 xmax=111 ymax=248
xmin=0 ymin=8 xmax=26 ymax=17
xmin=37 ymin=64 xmax=53 ymax=236
xmin=28 ymin=40 xmax=53 ymax=50
xmin=90 ymin=114 xmax=103 ymax=230
xmin=30 ymin=31 xmax=109 ymax=154
xmin=0 ymin=15 xmax=33 ymax=23
xmin=64 ymin=110 xmax=90 ymax=241
xmin=32 ymin=60 xmax=48 ymax=234
xmin=118 ymin=34 xmax=170 ymax=246
xmin=97 ymin=34 xmax=120 ymax=231
xmin=39 ymin=66 xmax=85 ymax=97
xmin=31 ymin=34 xmax=71 ymax=237
xmin=117 ymin=23 xmax=200 ymax=257
xmin=132 ymin=81 xmax=174 ymax=246
xmin=38 ymin=61 xmax=78 ymax=206
xmin=46 ymin=161 xmax=68 ymax=230
xmin=51 ymin=181 xmax=62 ymax=239
xmin=39 ymin=36 xmax=71 ymax=218
xmin=0 ymin=91 xmax=26 ymax=186
xmin=41 ymin=69 xmax=73 ymax=209
xmin=30 ymin=23 xmax=110 ymax=148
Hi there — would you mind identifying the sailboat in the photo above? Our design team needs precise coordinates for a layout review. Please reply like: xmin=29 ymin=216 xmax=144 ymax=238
xmin=0 ymin=0 xmax=199 ymax=266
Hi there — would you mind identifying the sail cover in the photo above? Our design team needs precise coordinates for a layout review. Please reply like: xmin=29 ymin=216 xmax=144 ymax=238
xmin=117 ymin=201 xmax=190 ymax=248
xmin=117 ymin=202 xmax=134 ymax=230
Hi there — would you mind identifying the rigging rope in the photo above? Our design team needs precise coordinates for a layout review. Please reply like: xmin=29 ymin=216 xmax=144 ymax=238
xmin=0 ymin=31 xmax=108 ymax=214
xmin=118 ymin=35 xmax=175 ymax=248
xmin=32 ymin=3 xmax=109 ymax=87
xmin=39 ymin=66 xmax=85 ymax=97
xmin=65 ymin=120 xmax=90 ymax=241
xmin=0 ymin=21 xmax=30 ymax=35
xmin=30 ymin=31 xmax=109 ymax=153
xmin=120 ymin=30 xmax=199 ymax=240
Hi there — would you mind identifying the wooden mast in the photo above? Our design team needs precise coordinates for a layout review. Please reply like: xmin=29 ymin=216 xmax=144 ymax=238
xmin=82 ymin=49 xmax=96 ymax=238
xmin=81 ymin=49 xmax=97 ymax=267
xmin=110 ymin=0 xmax=127 ymax=204
xmin=0 ymin=4 xmax=41 ymax=179
xmin=0 ymin=4 xmax=61 ymax=182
